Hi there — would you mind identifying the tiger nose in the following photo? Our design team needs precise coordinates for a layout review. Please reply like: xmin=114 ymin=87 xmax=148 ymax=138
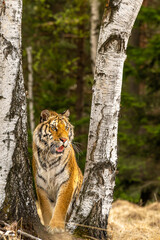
xmin=60 ymin=137 xmax=67 ymax=143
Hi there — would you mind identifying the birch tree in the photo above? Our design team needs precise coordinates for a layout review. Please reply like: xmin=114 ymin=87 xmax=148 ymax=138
xmin=68 ymin=0 xmax=143 ymax=239
xmin=0 ymin=0 xmax=38 ymax=231
xmin=0 ymin=2 xmax=73 ymax=240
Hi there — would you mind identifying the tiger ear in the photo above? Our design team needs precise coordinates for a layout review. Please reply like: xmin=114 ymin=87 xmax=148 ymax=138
xmin=40 ymin=109 xmax=50 ymax=123
xmin=62 ymin=109 xmax=70 ymax=118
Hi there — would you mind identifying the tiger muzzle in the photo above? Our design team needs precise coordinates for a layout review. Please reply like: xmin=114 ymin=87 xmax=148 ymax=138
xmin=50 ymin=142 xmax=65 ymax=154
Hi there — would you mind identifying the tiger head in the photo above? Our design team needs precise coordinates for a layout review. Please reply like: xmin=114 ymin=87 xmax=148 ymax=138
xmin=33 ymin=109 xmax=74 ymax=157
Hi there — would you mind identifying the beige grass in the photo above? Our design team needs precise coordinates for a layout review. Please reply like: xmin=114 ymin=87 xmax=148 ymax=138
xmin=1 ymin=200 xmax=160 ymax=240
xmin=107 ymin=200 xmax=160 ymax=240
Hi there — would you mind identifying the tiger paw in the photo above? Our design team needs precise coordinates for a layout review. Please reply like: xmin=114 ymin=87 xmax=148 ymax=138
xmin=47 ymin=225 xmax=65 ymax=234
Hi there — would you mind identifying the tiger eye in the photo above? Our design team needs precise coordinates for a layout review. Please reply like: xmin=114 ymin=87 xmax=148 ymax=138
xmin=51 ymin=125 xmax=57 ymax=131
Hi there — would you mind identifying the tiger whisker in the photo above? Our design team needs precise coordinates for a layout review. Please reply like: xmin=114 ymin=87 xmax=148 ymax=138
xmin=72 ymin=142 xmax=82 ymax=155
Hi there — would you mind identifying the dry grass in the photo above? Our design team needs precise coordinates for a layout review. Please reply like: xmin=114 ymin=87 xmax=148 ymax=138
xmin=107 ymin=200 xmax=160 ymax=240
xmin=1 ymin=200 xmax=160 ymax=240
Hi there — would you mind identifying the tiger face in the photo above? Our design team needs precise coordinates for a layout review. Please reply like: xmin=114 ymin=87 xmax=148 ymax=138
xmin=33 ymin=109 xmax=74 ymax=159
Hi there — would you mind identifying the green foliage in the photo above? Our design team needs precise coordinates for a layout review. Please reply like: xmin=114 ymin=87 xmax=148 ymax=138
xmin=138 ymin=6 xmax=160 ymax=25
xmin=23 ymin=0 xmax=160 ymax=204
xmin=23 ymin=0 xmax=91 ymax=170
xmin=115 ymin=1 xmax=160 ymax=203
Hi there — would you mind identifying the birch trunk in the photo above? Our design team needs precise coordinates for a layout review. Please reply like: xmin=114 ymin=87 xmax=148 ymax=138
xmin=0 ymin=0 xmax=37 ymax=230
xmin=0 ymin=3 xmax=69 ymax=239
xmin=68 ymin=0 xmax=143 ymax=239
xmin=90 ymin=0 xmax=100 ymax=74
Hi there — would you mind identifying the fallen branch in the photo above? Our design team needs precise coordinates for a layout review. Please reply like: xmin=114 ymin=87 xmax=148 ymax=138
xmin=0 ymin=220 xmax=42 ymax=240
xmin=17 ymin=230 xmax=42 ymax=240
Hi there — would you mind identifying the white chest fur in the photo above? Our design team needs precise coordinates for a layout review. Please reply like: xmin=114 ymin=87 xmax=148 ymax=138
xmin=35 ymin=150 xmax=70 ymax=202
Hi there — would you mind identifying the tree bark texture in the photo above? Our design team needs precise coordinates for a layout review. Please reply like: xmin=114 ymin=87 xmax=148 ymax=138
xmin=0 ymin=0 xmax=37 ymax=230
xmin=0 ymin=3 xmax=73 ymax=239
xmin=68 ymin=0 xmax=143 ymax=239
xmin=90 ymin=0 xmax=100 ymax=74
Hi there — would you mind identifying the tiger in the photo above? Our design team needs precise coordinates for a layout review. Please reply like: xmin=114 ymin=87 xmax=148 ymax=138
xmin=32 ymin=109 xmax=83 ymax=233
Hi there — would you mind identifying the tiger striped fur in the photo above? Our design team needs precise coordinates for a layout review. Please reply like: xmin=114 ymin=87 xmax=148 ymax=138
xmin=32 ymin=109 xmax=83 ymax=233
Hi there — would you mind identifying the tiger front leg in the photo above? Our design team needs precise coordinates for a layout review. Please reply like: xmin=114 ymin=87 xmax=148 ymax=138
xmin=48 ymin=182 xmax=73 ymax=233
xmin=36 ymin=187 xmax=53 ymax=226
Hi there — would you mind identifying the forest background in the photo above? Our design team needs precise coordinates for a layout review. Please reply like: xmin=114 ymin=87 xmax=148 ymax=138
xmin=23 ymin=0 xmax=160 ymax=205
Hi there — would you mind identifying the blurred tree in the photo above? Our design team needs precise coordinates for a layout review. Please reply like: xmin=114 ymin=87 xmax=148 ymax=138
xmin=26 ymin=46 xmax=35 ymax=134
xmin=90 ymin=0 xmax=100 ymax=73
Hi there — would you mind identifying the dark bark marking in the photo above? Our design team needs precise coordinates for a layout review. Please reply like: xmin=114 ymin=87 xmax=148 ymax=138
xmin=74 ymin=161 xmax=116 ymax=239
xmin=73 ymin=161 xmax=116 ymax=215
xmin=92 ymin=161 xmax=116 ymax=179
xmin=89 ymin=106 xmax=105 ymax=164
xmin=98 ymin=34 xmax=126 ymax=54
xmin=0 ymin=96 xmax=5 ymax=99
xmin=2 ymin=132 xmax=14 ymax=150
xmin=102 ymin=0 xmax=122 ymax=27
xmin=72 ymin=160 xmax=116 ymax=218
xmin=2 ymin=35 xmax=24 ymax=121
xmin=109 ymin=148 xmax=113 ymax=160
xmin=109 ymin=0 xmax=123 ymax=8
xmin=85 ymin=199 xmax=108 ymax=239
xmin=1 ymin=34 xmax=18 ymax=60
xmin=12 ymin=9 xmax=16 ymax=20
xmin=0 ymin=116 xmax=36 ymax=223
xmin=6 ymin=64 xmax=23 ymax=120
xmin=75 ymin=199 xmax=108 ymax=239
xmin=0 ymin=0 xmax=6 ymax=16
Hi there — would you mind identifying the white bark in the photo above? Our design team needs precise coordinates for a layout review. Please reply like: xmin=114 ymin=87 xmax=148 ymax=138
xmin=90 ymin=0 xmax=100 ymax=74
xmin=0 ymin=0 xmax=26 ymax=207
xmin=26 ymin=46 xmax=35 ymax=134
xmin=0 ymin=1 xmax=47 ymax=236
xmin=68 ymin=0 xmax=143 ymax=238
